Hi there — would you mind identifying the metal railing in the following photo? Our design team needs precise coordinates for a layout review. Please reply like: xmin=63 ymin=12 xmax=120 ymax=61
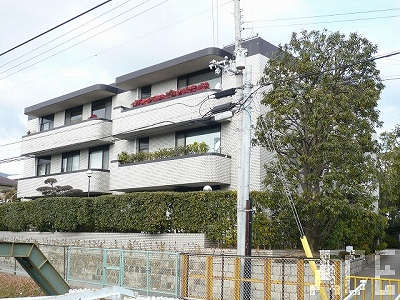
xmin=344 ymin=276 xmax=400 ymax=300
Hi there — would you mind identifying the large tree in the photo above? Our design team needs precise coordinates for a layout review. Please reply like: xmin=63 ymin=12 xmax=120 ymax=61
xmin=378 ymin=125 xmax=400 ymax=246
xmin=254 ymin=29 xmax=386 ymax=250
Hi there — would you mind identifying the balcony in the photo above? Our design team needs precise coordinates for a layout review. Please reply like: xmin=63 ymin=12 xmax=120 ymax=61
xmin=109 ymin=153 xmax=231 ymax=192
xmin=17 ymin=169 xmax=110 ymax=199
xmin=113 ymin=90 xmax=233 ymax=139
xmin=21 ymin=119 xmax=114 ymax=156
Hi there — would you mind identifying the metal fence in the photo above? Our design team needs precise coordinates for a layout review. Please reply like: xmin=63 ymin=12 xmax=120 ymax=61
xmin=181 ymin=254 xmax=343 ymax=300
xmin=66 ymin=247 xmax=180 ymax=298
xmin=0 ymin=245 xmax=349 ymax=299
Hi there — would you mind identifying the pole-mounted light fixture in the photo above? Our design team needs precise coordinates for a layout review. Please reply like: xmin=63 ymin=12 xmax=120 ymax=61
xmin=86 ymin=170 xmax=93 ymax=197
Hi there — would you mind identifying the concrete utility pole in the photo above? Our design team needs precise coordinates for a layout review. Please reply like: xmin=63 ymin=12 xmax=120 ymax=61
xmin=209 ymin=0 xmax=252 ymax=261
xmin=234 ymin=0 xmax=251 ymax=258
xmin=234 ymin=2 xmax=253 ymax=299
xmin=208 ymin=1 xmax=253 ymax=298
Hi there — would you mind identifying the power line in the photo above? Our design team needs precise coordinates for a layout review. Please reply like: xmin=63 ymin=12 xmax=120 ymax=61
xmin=0 ymin=0 xmax=135 ymax=70
xmin=248 ymin=7 xmax=400 ymax=23
xmin=0 ymin=0 xmax=112 ymax=58
xmin=0 ymin=0 xmax=169 ymax=81
xmin=382 ymin=76 xmax=400 ymax=81
xmin=259 ymin=50 xmax=400 ymax=88
xmin=250 ymin=14 xmax=400 ymax=28
xmin=0 ymin=0 xmax=232 ymax=94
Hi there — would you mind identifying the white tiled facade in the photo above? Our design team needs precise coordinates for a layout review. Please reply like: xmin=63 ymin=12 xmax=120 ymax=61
xmin=17 ymin=37 xmax=276 ymax=199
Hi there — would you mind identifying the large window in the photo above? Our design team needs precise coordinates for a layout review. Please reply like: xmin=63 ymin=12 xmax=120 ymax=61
xmin=37 ymin=156 xmax=51 ymax=176
xmin=92 ymin=98 xmax=112 ymax=119
xmin=140 ymin=85 xmax=151 ymax=99
xmin=39 ymin=114 xmax=54 ymax=131
xmin=61 ymin=151 xmax=80 ymax=172
xmin=89 ymin=146 xmax=109 ymax=169
xmin=65 ymin=106 xmax=83 ymax=125
xmin=176 ymin=126 xmax=221 ymax=153
xmin=178 ymin=69 xmax=221 ymax=89
xmin=138 ymin=137 xmax=149 ymax=153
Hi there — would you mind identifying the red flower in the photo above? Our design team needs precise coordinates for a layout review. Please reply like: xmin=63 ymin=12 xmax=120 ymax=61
xmin=131 ymin=81 xmax=210 ymax=107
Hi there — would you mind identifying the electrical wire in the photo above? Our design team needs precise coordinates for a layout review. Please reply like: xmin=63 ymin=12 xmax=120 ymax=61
xmin=382 ymin=76 xmax=400 ymax=81
xmin=0 ymin=0 xmax=112 ymax=58
xmin=0 ymin=0 xmax=232 ymax=90
xmin=250 ymin=14 xmax=400 ymax=28
xmin=0 ymin=0 xmax=136 ymax=70
xmin=0 ymin=0 xmax=153 ymax=74
xmin=258 ymin=50 xmax=400 ymax=88
xmin=258 ymin=114 xmax=305 ymax=237
xmin=248 ymin=7 xmax=400 ymax=23
xmin=0 ymin=0 xmax=169 ymax=81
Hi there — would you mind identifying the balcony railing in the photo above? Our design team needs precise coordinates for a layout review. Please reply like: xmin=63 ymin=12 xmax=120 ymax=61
xmin=17 ymin=169 xmax=110 ymax=199
xmin=21 ymin=119 xmax=113 ymax=156
xmin=109 ymin=153 xmax=231 ymax=192
xmin=113 ymin=90 xmax=233 ymax=139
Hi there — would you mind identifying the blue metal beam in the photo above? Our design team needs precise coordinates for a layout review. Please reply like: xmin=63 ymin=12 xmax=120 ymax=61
xmin=0 ymin=242 xmax=70 ymax=295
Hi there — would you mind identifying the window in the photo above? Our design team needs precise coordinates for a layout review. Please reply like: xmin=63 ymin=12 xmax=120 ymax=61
xmin=178 ymin=69 xmax=221 ymax=89
xmin=37 ymin=156 xmax=51 ymax=176
xmin=89 ymin=146 xmax=109 ymax=169
xmin=61 ymin=151 xmax=80 ymax=172
xmin=176 ymin=126 xmax=221 ymax=153
xmin=140 ymin=85 xmax=151 ymax=99
xmin=92 ymin=98 xmax=112 ymax=119
xmin=138 ymin=137 xmax=149 ymax=153
xmin=39 ymin=114 xmax=54 ymax=131
xmin=65 ymin=106 xmax=83 ymax=125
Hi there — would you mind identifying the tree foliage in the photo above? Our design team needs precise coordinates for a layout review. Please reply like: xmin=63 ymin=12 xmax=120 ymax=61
xmin=378 ymin=125 xmax=400 ymax=246
xmin=254 ymin=29 xmax=386 ymax=250
xmin=36 ymin=178 xmax=82 ymax=197
xmin=0 ymin=187 xmax=17 ymax=203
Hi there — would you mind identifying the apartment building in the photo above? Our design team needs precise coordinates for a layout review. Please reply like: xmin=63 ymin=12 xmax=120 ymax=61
xmin=17 ymin=37 xmax=277 ymax=199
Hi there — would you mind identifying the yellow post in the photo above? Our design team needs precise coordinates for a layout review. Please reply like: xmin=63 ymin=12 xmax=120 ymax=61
xmin=300 ymin=236 xmax=328 ymax=300
xmin=297 ymin=259 xmax=305 ymax=300
xmin=181 ymin=254 xmax=189 ymax=298
xmin=234 ymin=257 xmax=241 ymax=300
xmin=206 ymin=256 xmax=213 ymax=300
xmin=264 ymin=258 xmax=272 ymax=299
xmin=333 ymin=260 xmax=341 ymax=300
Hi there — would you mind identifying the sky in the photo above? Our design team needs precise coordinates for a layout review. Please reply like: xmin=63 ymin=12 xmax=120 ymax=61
xmin=0 ymin=0 xmax=399 ymax=176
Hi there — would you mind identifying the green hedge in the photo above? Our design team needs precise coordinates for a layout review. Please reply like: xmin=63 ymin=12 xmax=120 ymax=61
xmin=0 ymin=191 xmax=386 ymax=250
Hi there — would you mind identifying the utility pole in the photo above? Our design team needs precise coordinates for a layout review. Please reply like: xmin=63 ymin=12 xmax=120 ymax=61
xmin=209 ymin=0 xmax=253 ymax=271
xmin=233 ymin=1 xmax=252 ymax=299
xmin=234 ymin=0 xmax=251 ymax=259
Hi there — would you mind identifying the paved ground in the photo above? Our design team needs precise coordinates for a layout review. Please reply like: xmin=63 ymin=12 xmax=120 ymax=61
xmin=349 ymin=249 xmax=400 ymax=299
